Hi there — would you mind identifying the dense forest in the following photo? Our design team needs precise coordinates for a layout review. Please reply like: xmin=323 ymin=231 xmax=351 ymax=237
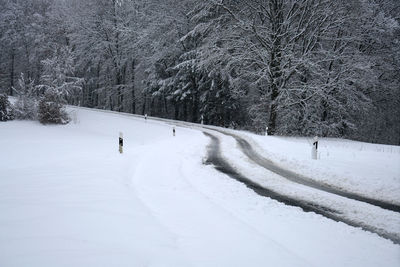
xmin=1 ymin=0 xmax=399 ymax=144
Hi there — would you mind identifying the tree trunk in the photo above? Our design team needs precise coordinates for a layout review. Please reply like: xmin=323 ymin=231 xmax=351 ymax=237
xmin=112 ymin=0 xmax=123 ymax=112
xmin=174 ymin=102 xmax=179 ymax=120
xmin=150 ymin=98 xmax=155 ymax=116
xmin=131 ymin=59 xmax=136 ymax=114
xmin=267 ymin=0 xmax=284 ymax=135
xmin=9 ymin=48 xmax=15 ymax=96
xmin=163 ymin=96 xmax=169 ymax=115
xmin=321 ymin=29 xmax=342 ymax=129
xmin=95 ymin=63 xmax=101 ymax=107
xmin=183 ymin=100 xmax=188 ymax=121
xmin=192 ymin=75 xmax=199 ymax=122
xmin=109 ymin=95 xmax=114 ymax=111
xmin=142 ymin=93 xmax=147 ymax=115
xmin=116 ymin=76 xmax=122 ymax=112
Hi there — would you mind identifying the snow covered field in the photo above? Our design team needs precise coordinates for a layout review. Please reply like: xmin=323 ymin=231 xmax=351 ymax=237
xmin=0 ymin=107 xmax=399 ymax=267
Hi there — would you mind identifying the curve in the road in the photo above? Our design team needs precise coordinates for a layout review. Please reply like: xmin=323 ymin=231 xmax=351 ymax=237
xmin=89 ymin=109 xmax=399 ymax=213
xmin=207 ymin=129 xmax=400 ymax=213
xmin=203 ymin=132 xmax=400 ymax=245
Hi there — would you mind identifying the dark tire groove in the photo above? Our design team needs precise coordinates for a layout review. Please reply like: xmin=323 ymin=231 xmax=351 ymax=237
xmin=206 ymin=128 xmax=400 ymax=213
xmin=203 ymin=132 xmax=400 ymax=245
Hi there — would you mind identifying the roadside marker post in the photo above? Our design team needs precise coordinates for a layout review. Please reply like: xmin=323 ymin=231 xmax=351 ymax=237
xmin=312 ymin=136 xmax=318 ymax=160
xmin=145 ymin=114 xmax=147 ymax=122
xmin=173 ymin=127 xmax=176 ymax=137
xmin=119 ymin=132 xmax=123 ymax=154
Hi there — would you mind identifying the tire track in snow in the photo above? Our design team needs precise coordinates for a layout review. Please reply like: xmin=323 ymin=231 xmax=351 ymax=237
xmin=203 ymin=132 xmax=400 ymax=245
xmin=205 ymin=128 xmax=400 ymax=213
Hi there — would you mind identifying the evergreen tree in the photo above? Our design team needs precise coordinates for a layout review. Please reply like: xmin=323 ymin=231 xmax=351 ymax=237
xmin=0 ymin=94 xmax=14 ymax=121
xmin=37 ymin=89 xmax=69 ymax=124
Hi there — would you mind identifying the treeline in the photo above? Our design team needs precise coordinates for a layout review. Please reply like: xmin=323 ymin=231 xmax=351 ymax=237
xmin=0 ymin=0 xmax=399 ymax=144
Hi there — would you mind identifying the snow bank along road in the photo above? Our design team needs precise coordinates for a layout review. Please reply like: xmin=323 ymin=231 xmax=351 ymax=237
xmin=1 ymin=106 xmax=399 ymax=267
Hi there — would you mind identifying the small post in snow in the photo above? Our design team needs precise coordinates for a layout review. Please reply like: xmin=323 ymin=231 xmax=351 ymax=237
xmin=265 ymin=127 xmax=268 ymax=136
xmin=145 ymin=114 xmax=147 ymax=122
xmin=312 ymin=136 xmax=318 ymax=160
xmin=173 ymin=127 xmax=176 ymax=137
xmin=201 ymin=115 xmax=204 ymax=125
xmin=119 ymin=132 xmax=123 ymax=154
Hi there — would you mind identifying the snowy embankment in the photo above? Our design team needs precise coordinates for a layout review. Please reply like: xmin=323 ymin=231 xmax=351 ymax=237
xmin=0 ymin=107 xmax=399 ymax=267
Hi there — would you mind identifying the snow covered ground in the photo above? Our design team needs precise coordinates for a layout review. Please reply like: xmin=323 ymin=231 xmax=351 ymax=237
xmin=0 ymin=107 xmax=399 ymax=267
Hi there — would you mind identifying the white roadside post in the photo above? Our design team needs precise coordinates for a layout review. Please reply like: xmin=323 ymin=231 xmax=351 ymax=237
xmin=145 ymin=114 xmax=147 ymax=122
xmin=119 ymin=132 xmax=123 ymax=154
xmin=312 ymin=136 xmax=318 ymax=160
xmin=173 ymin=127 xmax=176 ymax=137
xmin=201 ymin=115 xmax=204 ymax=125
xmin=265 ymin=127 xmax=268 ymax=136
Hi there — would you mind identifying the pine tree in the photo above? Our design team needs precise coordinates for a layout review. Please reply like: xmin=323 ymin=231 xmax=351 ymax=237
xmin=0 ymin=94 xmax=14 ymax=121
xmin=37 ymin=89 xmax=69 ymax=124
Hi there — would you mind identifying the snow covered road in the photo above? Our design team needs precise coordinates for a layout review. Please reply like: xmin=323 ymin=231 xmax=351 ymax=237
xmin=217 ymin=130 xmax=400 ymax=212
xmin=145 ymin=116 xmax=400 ymax=244
xmin=202 ymin=131 xmax=400 ymax=244
xmin=1 ymin=107 xmax=399 ymax=266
